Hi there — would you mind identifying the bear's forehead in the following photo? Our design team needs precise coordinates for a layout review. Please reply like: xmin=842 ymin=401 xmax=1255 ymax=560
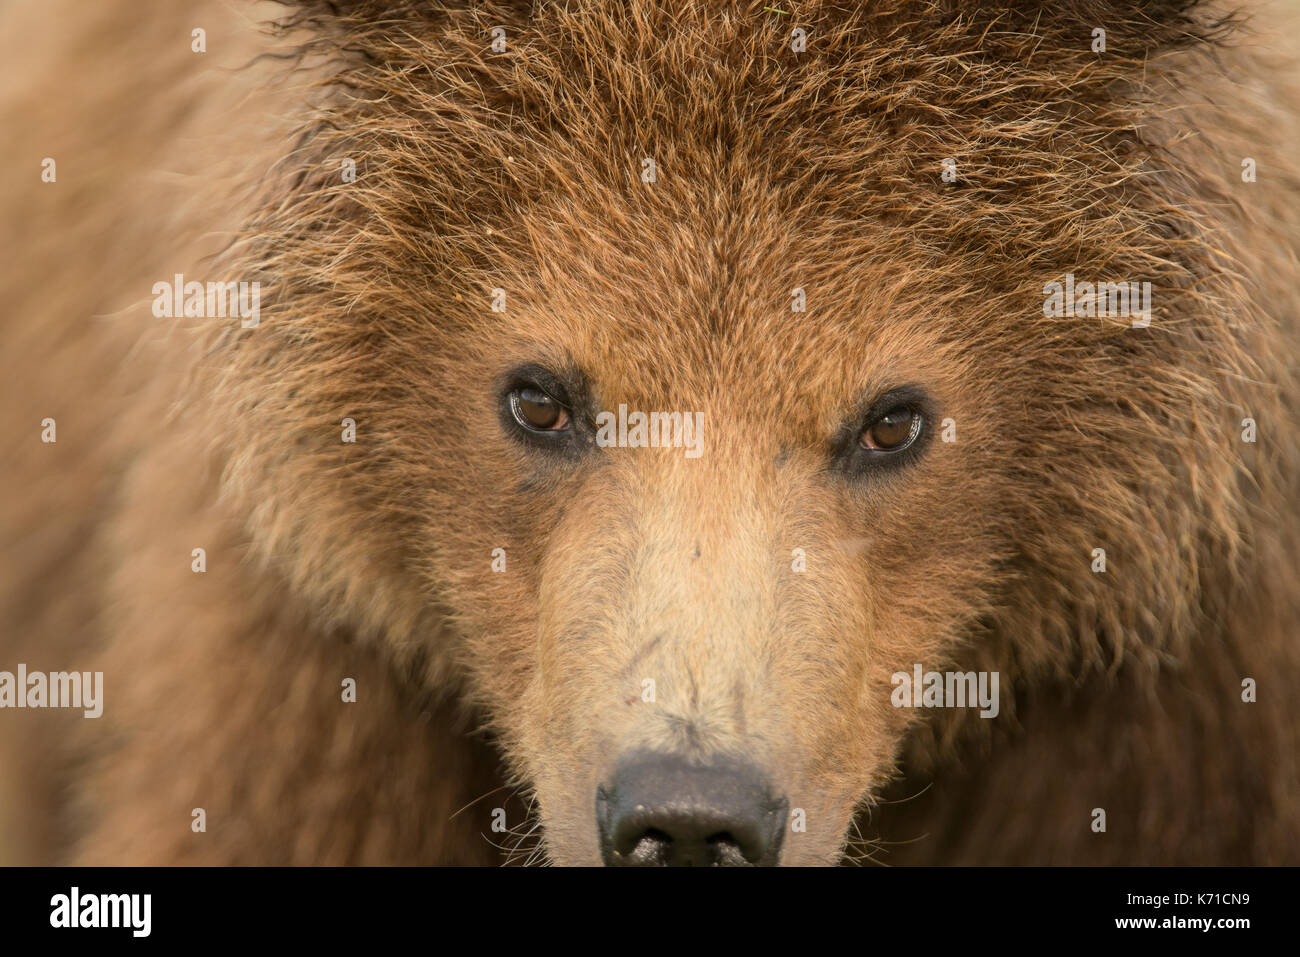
xmin=284 ymin=1 xmax=1206 ymax=425
xmin=467 ymin=186 xmax=1043 ymax=415
xmin=467 ymin=221 xmax=982 ymax=440
xmin=372 ymin=4 xmax=1154 ymax=361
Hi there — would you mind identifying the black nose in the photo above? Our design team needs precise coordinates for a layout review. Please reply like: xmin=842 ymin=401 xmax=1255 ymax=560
xmin=596 ymin=751 xmax=788 ymax=866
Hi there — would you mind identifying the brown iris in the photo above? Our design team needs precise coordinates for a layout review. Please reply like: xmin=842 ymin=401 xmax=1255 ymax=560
xmin=511 ymin=387 xmax=570 ymax=431
xmin=860 ymin=407 xmax=920 ymax=451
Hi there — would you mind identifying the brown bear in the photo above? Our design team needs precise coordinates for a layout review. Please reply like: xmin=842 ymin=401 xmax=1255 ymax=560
xmin=0 ymin=0 xmax=1296 ymax=866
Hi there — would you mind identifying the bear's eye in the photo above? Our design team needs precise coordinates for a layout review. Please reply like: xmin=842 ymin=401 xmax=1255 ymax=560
xmin=832 ymin=387 xmax=933 ymax=479
xmin=860 ymin=406 xmax=922 ymax=452
xmin=509 ymin=386 xmax=571 ymax=432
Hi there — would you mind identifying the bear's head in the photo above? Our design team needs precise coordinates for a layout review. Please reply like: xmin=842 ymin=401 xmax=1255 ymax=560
xmin=211 ymin=0 xmax=1266 ymax=864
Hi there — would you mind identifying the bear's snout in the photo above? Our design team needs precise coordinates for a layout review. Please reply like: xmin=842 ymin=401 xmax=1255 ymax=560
xmin=595 ymin=751 xmax=787 ymax=866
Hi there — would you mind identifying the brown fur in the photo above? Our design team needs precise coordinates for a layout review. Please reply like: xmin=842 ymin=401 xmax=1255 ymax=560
xmin=1 ymin=0 xmax=1296 ymax=865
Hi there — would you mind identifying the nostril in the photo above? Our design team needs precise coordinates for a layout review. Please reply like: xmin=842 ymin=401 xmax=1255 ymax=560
xmin=706 ymin=831 xmax=752 ymax=867
xmin=597 ymin=751 xmax=787 ymax=866
xmin=626 ymin=827 xmax=673 ymax=866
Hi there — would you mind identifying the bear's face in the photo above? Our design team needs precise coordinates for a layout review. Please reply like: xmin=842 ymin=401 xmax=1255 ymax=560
xmin=222 ymin=0 xmax=1245 ymax=866
xmin=407 ymin=232 xmax=1016 ymax=865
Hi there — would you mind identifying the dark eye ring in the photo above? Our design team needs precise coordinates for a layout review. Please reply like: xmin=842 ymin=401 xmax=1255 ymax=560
xmin=859 ymin=406 xmax=923 ymax=452
xmin=509 ymin=385 xmax=571 ymax=432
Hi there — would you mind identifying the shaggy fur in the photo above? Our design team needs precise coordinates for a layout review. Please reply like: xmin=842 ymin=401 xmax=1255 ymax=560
xmin=0 ymin=0 xmax=1296 ymax=864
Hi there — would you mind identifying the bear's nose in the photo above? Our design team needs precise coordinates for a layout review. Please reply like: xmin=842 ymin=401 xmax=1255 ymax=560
xmin=596 ymin=751 xmax=788 ymax=866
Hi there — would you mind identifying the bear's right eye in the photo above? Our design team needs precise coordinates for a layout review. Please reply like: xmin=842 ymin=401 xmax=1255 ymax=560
xmin=498 ymin=363 xmax=590 ymax=457
xmin=509 ymin=386 xmax=570 ymax=432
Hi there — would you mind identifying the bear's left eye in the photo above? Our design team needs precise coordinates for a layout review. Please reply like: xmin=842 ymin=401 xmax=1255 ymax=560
xmin=833 ymin=386 xmax=934 ymax=477
xmin=860 ymin=406 xmax=922 ymax=452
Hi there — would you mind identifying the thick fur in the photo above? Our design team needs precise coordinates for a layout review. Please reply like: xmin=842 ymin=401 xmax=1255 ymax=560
xmin=0 ymin=0 xmax=1296 ymax=864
